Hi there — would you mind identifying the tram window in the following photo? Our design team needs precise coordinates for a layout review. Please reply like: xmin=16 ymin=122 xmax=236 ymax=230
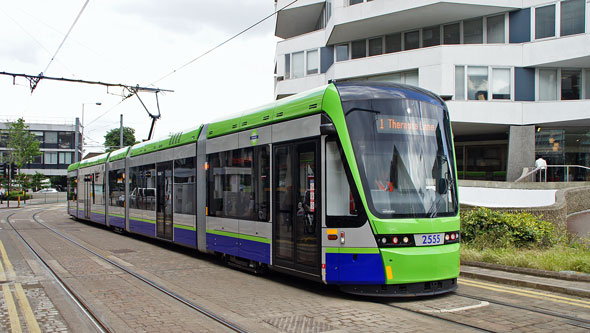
xmin=207 ymin=145 xmax=270 ymax=222
xmin=129 ymin=164 xmax=156 ymax=211
xmin=68 ymin=177 xmax=77 ymax=201
xmin=174 ymin=157 xmax=196 ymax=215
xmin=326 ymin=141 xmax=357 ymax=217
xmin=109 ymin=169 xmax=125 ymax=207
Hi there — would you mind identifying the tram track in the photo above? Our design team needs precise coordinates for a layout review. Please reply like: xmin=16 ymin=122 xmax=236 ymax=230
xmin=453 ymin=292 xmax=590 ymax=330
xmin=5 ymin=209 xmax=248 ymax=333
xmin=379 ymin=301 xmax=495 ymax=332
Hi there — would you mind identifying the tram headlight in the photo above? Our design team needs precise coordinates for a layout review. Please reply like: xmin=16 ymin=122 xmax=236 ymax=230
xmin=381 ymin=237 xmax=387 ymax=244
xmin=445 ymin=234 xmax=450 ymax=241
xmin=444 ymin=231 xmax=460 ymax=244
xmin=392 ymin=236 xmax=398 ymax=244
xmin=402 ymin=237 xmax=409 ymax=244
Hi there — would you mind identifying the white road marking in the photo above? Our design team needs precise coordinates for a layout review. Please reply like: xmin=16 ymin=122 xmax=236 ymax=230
xmin=420 ymin=301 xmax=489 ymax=313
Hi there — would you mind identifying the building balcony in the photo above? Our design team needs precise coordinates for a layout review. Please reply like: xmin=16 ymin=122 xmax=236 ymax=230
xmin=448 ymin=99 xmax=590 ymax=131
xmin=275 ymin=0 xmax=326 ymax=39
xmin=523 ymin=33 xmax=590 ymax=68
xmin=326 ymin=0 xmax=520 ymax=45
xmin=275 ymin=74 xmax=327 ymax=99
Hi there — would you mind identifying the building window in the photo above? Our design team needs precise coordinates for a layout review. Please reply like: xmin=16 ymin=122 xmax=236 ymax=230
xmin=344 ymin=70 xmax=418 ymax=86
xmin=284 ymin=54 xmax=290 ymax=79
xmin=585 ymin=70 xmax=590 ymax=100
xmin=351 ymin=40 xmax=366 ymax=59
xmin=45 ymin=132 xmax=58 ymax=144
xmin=385 ymin=33 xmax=401 ymax=53
xmin=404 ymin=30 xmax=420 ymax=50
xmin=306 ymin=49 xmax=318 ymax=75
xmin=561 ymin=69 xmax=581 ymax=100
xmin=59 ymin=152 xmax=72 ymax=165
xmin=539 ymin=69 xmax=558 ymax=101
xmin=32 ymin=154 xmax=43 ymax=164
xmin=467 ymin=66 xmax=488 ymax=100
xmin=455 ymin=66 xmax=465 ymax=100
xmin=404 ymin=70 xmax=418 ymax=86
xmin=492 ymin=68 xmax=511 ymax=100
xmin=368 ymin=37 xmax=383 ymax=56
xmin=326 ymin=0 xmax=332 ymax=22
xmin=58 ymin=132 xmax=73 ymax=149
xmin=422 ymin=26 xmax=440 ymax=47
xmin=443 ymin=23 xmax=461 ymax=44
xmin=463 ymin=18 xmax=483 ymax=44
xmin=560 ymin=0 xmax=585 ymax=36
xmin=44 ymin=152 xmax=58 ymax=164
xmin=535 ymin=4 xmax=556 ymax=39
xmin=292 ymin=51 xmax=304 ymax=78
xmin=349 ymin=0 xmax=363 ymax=5
xmin=336 ymin=44 xmax=349 ymax=62
xmin=31 ymin=131 xmax=44 ymax=143
xmin=486 ymin=14 xmax=505 ymax=43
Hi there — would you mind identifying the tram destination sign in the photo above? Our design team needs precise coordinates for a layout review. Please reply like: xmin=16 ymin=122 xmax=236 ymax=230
xmin=375 ymin=116 xmax=438 ymax=136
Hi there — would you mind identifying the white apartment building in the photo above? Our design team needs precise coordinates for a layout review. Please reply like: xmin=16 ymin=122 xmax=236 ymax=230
xmin=273 ymin=0 xmax=590 ymax=181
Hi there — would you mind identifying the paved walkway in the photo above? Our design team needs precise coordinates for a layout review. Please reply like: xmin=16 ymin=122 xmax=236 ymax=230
xmin=461 ymin=264 xmax=590 ymax=298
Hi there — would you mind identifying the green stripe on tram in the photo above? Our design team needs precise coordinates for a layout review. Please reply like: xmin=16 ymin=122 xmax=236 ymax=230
xmin=130 ymin=217 xmax=156 ymax=224
xmin=206 ymin=229 xmax=270 ymax=244
xmin=325 ymin=247 xmax=380 ymax=254
xmin=174 ymin=224 xmax=196 ymax=231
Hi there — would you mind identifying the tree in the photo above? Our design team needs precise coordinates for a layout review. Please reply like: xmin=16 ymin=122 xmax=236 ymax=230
xmin=6 ymin=118 xmax=41 ymax=171
xmin=30 ymin=172 xmax=45 ymax=192
xmin=104 ymin=127 xmax=136 ymax=152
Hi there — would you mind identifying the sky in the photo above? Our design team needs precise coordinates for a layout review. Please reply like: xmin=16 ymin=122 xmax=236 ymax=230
xmin=0 ymin=0 xmax=280 ymax=153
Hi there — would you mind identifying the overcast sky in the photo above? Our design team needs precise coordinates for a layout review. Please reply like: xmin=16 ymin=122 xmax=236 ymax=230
xmin=0 ymin=0 xmax=279 ymax=153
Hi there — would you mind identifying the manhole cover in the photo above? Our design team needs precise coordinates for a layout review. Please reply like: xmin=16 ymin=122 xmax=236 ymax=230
xmin=111 ymin=249 xmax=136 ymax=254
xmin=264 ymin=315 xmax=334 ymax=333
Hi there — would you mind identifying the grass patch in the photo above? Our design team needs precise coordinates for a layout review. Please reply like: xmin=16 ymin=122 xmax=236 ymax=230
xmin=461 ymin=242 xmax=590 ymax=274
xmin=460 ymin=207 xmax=590 ymax=274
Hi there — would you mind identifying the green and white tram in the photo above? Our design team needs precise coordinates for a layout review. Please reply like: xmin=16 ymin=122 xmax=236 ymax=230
xmin=68 ymin=82 xmax=460 ymax=296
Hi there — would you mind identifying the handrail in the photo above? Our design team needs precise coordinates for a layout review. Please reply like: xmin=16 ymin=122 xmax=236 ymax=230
xmin=515 ymin=165 xmax=590 ymax=183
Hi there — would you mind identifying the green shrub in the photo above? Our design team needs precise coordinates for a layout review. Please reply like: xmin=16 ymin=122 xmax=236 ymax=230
xmin=460 ymin=207 xmax=555 ymax=249
xmin=6 ymin=191 xmax=31 ymax=200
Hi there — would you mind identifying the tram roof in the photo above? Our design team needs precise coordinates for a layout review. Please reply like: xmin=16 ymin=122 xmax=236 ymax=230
xmin=206 ymin=85 xmax=328 ymax=139
xmin=128 ymin=125 xmax=202 ymax=158
xmin=108 ymin=146 xmax=131 ymax=162
xmin=67 ymin=162 xmax=79 ymax=172
xmin=79 ymin=152 xmax=111 ymax=169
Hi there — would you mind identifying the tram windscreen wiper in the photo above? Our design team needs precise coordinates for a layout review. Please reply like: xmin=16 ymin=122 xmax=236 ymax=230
xmin=345 ymin=107 xmax=381 ymax=116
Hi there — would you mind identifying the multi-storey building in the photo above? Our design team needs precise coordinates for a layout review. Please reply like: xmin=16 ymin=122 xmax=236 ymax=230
xmin=273 ymin=0 xmax=590 ymax=181
xmin=0 ymin=118 xmax=81 ymax=177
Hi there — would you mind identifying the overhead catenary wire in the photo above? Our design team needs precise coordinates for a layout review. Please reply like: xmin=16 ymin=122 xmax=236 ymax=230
xmin=42 ymin=0 xmax=91 ymax=75
xmin=150 ymin=0 xmax=299 ymax=85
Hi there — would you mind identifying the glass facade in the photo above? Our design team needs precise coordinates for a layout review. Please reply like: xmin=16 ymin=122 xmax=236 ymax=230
xmin=536 ymin=128 xmax=590 ymax=181
xmin=536 ymin=4 xmax=556 ymax=39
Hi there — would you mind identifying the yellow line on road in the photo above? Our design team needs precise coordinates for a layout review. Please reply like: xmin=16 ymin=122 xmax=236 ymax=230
xmin=460 ymin=278 xmax=590 ymax=305
xmin=2 ymin=284 xmax=22 ymax=332
xmin=0 ymin=259 xmax=6 ymax=281
xmin=14 ymin=283 xmax=41 ymax=333
xmin=0 ymin=240 xmax=15 ymax=279
xmin=459 ymin=279 xmax=590 ymax=309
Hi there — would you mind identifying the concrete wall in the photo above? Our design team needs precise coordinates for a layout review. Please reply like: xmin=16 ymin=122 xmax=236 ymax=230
xmin=506 ymin=125 xmax=535 ymax=181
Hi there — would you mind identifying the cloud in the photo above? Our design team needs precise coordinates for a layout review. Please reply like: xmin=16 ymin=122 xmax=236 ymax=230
xmin=113 ymin=0 xmax=275 ymax=36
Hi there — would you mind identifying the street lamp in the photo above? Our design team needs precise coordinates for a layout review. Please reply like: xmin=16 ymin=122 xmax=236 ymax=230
xmin=80 ymin=102 xmax=102 ymax=159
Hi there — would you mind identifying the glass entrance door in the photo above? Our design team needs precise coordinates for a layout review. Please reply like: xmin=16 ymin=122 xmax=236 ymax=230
xmin=156 ymin=161 xmax=173 ymax=240
xmin=273 ymin=140 xmax=320 ymax=274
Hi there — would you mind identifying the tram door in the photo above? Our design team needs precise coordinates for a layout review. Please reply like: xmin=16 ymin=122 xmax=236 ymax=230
xmin=156 ymin=161 xmax=173 ymax=240
xmin=273 ymin=140 xmax=320 ymax=275
xmin=84 ymin=174 xmax=93 ymax=219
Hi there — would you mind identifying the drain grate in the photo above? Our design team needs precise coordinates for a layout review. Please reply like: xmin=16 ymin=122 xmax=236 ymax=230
xmin=264 ymin=315 xmax=334 ymax=333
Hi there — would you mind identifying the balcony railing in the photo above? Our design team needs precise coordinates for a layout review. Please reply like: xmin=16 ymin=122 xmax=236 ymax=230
xmin=516 ymin=165 xmax=590 ymax=182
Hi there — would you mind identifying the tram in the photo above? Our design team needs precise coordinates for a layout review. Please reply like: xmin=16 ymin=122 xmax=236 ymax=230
xmin=67 ymin=82 xmax=460 ymax=296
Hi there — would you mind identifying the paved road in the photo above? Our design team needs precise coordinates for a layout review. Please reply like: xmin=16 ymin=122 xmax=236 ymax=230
xmin=1 ymin=204 xmax=589 ymax=332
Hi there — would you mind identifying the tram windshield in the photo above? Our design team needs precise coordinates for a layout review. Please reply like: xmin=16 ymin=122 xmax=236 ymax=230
xmin=344 ymin=98 xmax=457 ymax=218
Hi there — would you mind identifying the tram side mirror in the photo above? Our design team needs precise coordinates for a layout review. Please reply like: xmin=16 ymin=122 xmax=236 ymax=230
xmin=437 ymin=178 xmax=449 ymax=195
xmin=320 ymin=123 xmax=336 ymax=135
